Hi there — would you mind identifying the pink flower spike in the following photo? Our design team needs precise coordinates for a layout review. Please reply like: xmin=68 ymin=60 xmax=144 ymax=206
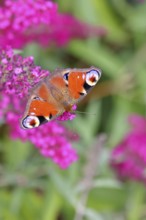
xmin=111 ymin=114 xmax=146 ymax=184
xmin=0 ymin=0 xmax=106 ymax=49
xmin=0 ymin=47 xmax=49 ymax=97
xmin=0 ymin=47 xmax=79 ymax=169
xmin=6 ymin=113 xmax=78 ymax=169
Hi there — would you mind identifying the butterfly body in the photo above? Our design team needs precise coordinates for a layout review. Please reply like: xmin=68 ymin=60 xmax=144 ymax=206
xmin=21 ymin=67 xmax=101 ymax=129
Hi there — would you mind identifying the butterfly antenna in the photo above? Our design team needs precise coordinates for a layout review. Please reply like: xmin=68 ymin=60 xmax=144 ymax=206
xmin=74 ymin=110 xmax=97 ymax=116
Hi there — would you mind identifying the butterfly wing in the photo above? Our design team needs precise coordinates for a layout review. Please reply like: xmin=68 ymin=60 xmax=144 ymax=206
xmin=55 ymin=67 xmax=101 ymax=105
xmin=21 ymin=67 xmax=101 ymax=129
xmin=21 ymin=81 xmax=65 ymax=129
xmin=49 ymin=66 xmax=101 ymax=107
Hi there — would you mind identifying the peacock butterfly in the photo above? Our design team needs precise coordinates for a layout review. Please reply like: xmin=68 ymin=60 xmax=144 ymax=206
xmin=21 ymin=67 xmax=101 ymax=129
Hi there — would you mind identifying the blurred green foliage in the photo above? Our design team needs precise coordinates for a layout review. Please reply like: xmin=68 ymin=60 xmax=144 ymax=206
xmin=1 ymin=0 xmax=146 ymax=219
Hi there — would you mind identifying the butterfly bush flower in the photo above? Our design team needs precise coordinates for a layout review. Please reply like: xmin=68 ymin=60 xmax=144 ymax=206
xmin=111 ymin=115 xmax=146 ymax=183
xmin=0 ymin=47 xmax=48 ymax=96
xmin=0 ymin=0 xmax=106 ymax=49
xmin=0 ymin=0 xmax=105 ymax=168
xmin=0 ymin=47 xmax=78 ymax=169
xmin=6 ymin=113 xmax=78 ymax=169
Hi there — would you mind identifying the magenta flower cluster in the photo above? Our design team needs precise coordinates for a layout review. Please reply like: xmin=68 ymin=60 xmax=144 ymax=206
xmin=0 ymin=0 xmax=106 ymax=49
xmin=0 ymin=47 xmax=49 ymax=97
xmin=6 ymin=112 xmax=78 ymax=169
xmin=0 ymin=0 xmax=105 ymax=168
xmin=111 ymin=114 xmax=146 ymax=183
xmin=0 ymin=47 xmax=78 ymax=169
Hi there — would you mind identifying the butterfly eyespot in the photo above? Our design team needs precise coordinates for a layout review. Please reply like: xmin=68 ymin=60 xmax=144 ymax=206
xmin=21 ymin=115 xmax=40 ymax=129
xmin=63 ymin=72 xmax=69 ymax=85
xmin=86 ymin=69 xmax=101 ymax=86
xmin=33 ymin=96 xmax=41 ymax=100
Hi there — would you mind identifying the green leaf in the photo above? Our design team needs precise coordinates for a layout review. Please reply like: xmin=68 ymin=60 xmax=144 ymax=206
xmin=88 ymin=186 xmax=127 ymax=211
xmin=71 ymin=101 xmax=101 ymax=145
xmin=20 ymin=189 xmax=43 ymax=220
xmin=66 ymin=0 xmax=128 ymax=43
xmin=49 ymin=168 xmax=77 ymax=206
xmin=41 ymin=188 xmax=62 ymax=220
xmin=126 ymin=183 xmax=145 ymax=220
xmin=67 ymin=40 xmax=123 ymax=77
xmin=3 ymin=139 xmax=32 ymax=170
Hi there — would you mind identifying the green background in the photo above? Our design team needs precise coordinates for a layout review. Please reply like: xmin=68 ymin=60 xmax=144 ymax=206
xmin=1 ymin=0 xmax=146 ymax=219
